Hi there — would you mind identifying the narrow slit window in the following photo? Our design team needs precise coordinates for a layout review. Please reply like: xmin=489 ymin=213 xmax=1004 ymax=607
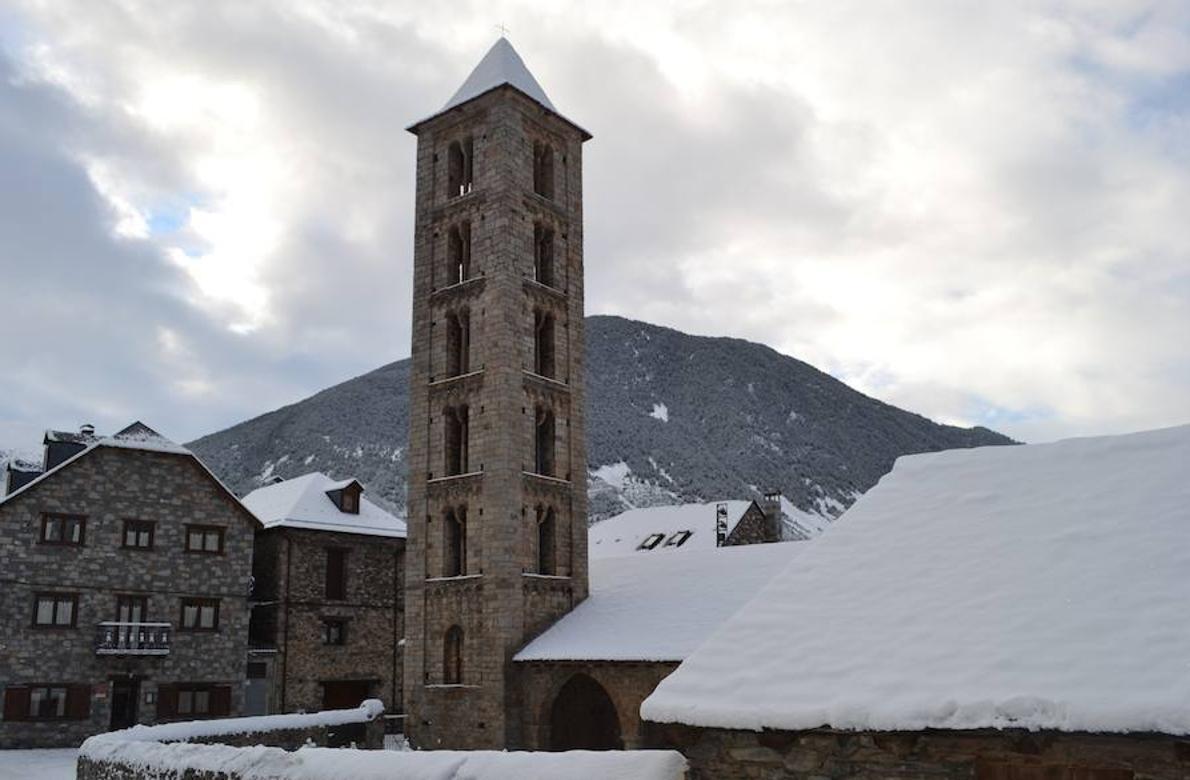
xmin=534 ymin=311 xmax=556 ymax=378
xmin=533 ymin=224 xmax=555 ymax=287
xmin=444 ymin=405 xmax=470 ymax=476
xmin=443 ymin=625 xmax=464 ymax=684
xmin=447 ymin=222 xmax=471 ymax=284
xmin=534 ymin=406 xmax=556 ymax=476
xmin=445 ymin=309 xmax=471 ymax=377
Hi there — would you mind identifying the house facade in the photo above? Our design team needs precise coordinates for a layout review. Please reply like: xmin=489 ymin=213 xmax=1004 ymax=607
xmin=244 ymin=473 xmax=406 ymax=718
xmin=0 ymin=423 xmax=258 ymax=748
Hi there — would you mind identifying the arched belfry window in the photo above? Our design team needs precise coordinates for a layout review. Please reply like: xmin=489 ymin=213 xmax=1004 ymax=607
xmin=534 ymin=310 xmax=556 ymax=378
xmin=447 ymin=222 xmax=472 ymax=285
xmin=533 ymin=141 xmax=554 ymax=199
xmin=444 ymin=506 xmax=467 ymax=577
xmin=448 ymin=137 xmax=474 ymax=198
xmin=444 ymin=405 xmax=470 ymax=476
xmin=444 ymin=625 xmax=464 ymax=684
xmin=446 ymin=309 xmax=471 ymax=377
xmin=534 ymin=406 xmax=556 ymax=477
xmin=537 ymin=505 xmax=557 ymax=575
xmin=534 ymin=224 xmax=555 ymax=287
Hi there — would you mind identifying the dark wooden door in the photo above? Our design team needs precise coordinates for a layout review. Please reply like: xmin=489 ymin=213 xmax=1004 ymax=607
xmin=549 ymin=674 xmax=622 ymax=751
xmin=109 ymin=678 xmax=139 ymax=730
xmin=321 ymin=680 xmax=372 ymax=711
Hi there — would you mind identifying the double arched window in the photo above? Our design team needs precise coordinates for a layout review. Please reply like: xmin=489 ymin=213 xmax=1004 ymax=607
xmin=447 ymin=138 xmax=474 ymax=198
xmin=536 ymin=506 xmax=557 ymax=575
xmin=444 ymin=506 xmax=467 ymax=577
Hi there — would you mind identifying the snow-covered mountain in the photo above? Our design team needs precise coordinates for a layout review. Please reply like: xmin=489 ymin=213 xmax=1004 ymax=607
xmin=181 ymin=316 xmax=1012 ymax=528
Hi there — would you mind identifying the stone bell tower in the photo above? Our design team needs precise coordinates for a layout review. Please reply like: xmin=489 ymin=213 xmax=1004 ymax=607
xmin=403 ymin=39 xmax=592 ymax=749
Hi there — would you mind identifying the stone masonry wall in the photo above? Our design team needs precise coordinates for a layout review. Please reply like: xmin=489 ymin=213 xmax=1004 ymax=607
xmin=405 ymin=82 xmax=590 ymax=752
xmin=645 ymin=723 xmax=1190 ymax=780
xmin=726 ymin=503 xmax=779 ymax=546
xmin=0 ymin=447 xmax=256 ymax=748
xmin=253 ymin=527 xmax=403 ymax=716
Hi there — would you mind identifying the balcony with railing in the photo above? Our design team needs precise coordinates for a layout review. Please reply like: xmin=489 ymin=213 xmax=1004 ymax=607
xmin=95 ymin=622 xmax=172 ymax=656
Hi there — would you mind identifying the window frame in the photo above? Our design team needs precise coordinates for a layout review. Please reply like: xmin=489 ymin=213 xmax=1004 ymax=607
xmin=32 ymin=592 xmax=79 ymax=628
xmin=38 ymin=513 xmax=86 ymax=547
xmin=323 ymin=618 xmax=348 ymax=646
xmin=121 ymin=519 xmax=156 ymax=550
xmin=184 ymin=524 xmax=225 ymax=555
xmin=325 ymin=548 xmax=348 ymax=601
xmin=179 ymin=597 xmax=220 ymax=632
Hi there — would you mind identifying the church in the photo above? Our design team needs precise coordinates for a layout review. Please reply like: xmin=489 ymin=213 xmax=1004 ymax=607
xmin=396 ymin=38 xmax=1190 ymax=780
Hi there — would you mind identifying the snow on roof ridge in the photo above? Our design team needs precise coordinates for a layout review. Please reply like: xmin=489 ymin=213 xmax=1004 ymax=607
xmin=442 ymin=37 xmax=556 ymax=113
xmin=641 ymin=424 xmax=1190 ymax=735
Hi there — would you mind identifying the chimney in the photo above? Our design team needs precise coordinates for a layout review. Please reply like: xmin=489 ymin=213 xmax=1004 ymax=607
xmin=760 ymin=490 xmax=783 ymax=543
xmin=80 ymin=423 xmax=95 ymax=437
xmin=715 ymin=503 xmax=729 ymax=547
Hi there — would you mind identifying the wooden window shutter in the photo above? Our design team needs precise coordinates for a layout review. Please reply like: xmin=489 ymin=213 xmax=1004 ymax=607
xmin=67 ymin=685 xmax=91 ymax=720
xmin=156 ymin=685 xmax=177 ymax=719
xmin=3 ymin=687 xmax=30 ymax=721
xmin=210 ymin=686 xmax=232 ymax=717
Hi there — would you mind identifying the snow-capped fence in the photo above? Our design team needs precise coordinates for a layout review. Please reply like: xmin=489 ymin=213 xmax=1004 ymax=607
xmin=76 ymin=698 xmax=689 ymax=779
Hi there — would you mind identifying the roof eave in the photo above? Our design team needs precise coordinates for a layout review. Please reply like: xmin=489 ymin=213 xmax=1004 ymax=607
xmin=406 ymin=83 xmax=592 ymax=141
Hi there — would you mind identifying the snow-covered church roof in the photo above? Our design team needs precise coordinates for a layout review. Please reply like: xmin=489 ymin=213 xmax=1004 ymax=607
xmin=589 ymin=501 xmax=757 ymax=559
xmin=641 ymin=424 xmax=1190 ymax=735
xmin=410 ymin=38 xmax=588 ymax=137
xmin=243 ymin=472 xmax=406 ymax=539
xmin=517 ymin=541 xmax=801 ymax=663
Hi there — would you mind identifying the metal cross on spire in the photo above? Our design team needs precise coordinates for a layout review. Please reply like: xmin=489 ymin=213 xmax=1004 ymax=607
xmin=496 ymin=23 xmax=510 ymax=38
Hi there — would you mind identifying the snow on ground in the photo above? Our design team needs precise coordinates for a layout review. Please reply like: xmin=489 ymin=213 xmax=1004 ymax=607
xmin=516 ymin=542 xmax=800 ymax=662
xmin=650 ymin=402 xmax=669 ymax=422
xmin=642 ymin=424 xmax=1190 ymax=734
xmin=0 ymin=748 xmax=77 ymax=780
xmin=589 ymin=500 xmax=754 ymax=558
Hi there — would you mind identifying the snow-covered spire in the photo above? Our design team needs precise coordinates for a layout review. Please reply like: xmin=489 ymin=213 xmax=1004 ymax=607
xmin=442 ymin=37 xmax=556 ymax=113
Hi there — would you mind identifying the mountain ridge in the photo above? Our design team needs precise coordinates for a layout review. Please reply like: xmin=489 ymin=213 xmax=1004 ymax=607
xmin=181 ymin=315 xmax=1012 ymax=527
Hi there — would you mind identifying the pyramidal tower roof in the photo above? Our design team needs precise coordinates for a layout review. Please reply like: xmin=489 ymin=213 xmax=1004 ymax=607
xmin=410 ymin=38 xmax=588 ymax=137
xmin=442 ymin=37 xmax=556 ymax=113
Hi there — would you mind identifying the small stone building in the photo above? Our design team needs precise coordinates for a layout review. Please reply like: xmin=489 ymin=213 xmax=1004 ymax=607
xmin=244 ymin=472 xmax=406 ymax=718
xmin=641 ymin=425 xmax=1190 ymax=778
xmin=0 ymin=423 xmax=259 ymax=748
xmin=588 ymin=498 xmax=784 ymax=560
xmin=515 ymin=542 xmax=799 ymax=751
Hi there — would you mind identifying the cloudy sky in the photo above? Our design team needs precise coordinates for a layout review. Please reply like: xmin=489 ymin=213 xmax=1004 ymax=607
xmin=1 ymin=0 xmax=1187 ymax=451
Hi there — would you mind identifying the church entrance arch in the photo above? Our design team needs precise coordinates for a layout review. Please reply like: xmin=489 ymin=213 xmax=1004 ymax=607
xmin=548 ymin=673 xmax=622 ymax=751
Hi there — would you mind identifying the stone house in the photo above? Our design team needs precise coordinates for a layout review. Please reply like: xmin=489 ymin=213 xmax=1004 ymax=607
xmin=0 ymin=422 xmax=259 ymax=748
xmin=640 ymin=425 xmax=1190 ymax=779
xmin=588 ymin=497 xmax=784 ymax=560
xmin=244 ymin=472 xmax=406 ymax=719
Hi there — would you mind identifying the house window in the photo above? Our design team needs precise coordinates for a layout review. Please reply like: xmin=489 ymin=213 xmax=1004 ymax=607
xmin=445 ymin=309 xmax=471 ymax=377
xmin=33 ymin=593 xmax=78 ymax=627
xmin=185 ymin=525 xmax=224 ymax=554
xmin=443 ymin=625 xmax=464 ymax=684
xmin=116 ymin=595 xmax=148 ymax=624
xmin=157 ymin=684 xmax=230 ymax=720
xmin=447 ymin=222 xmax=472 ymax=284
xmin=323 ymin=619 xmax=347 ymax=646
xmin=534 ymin=406 xmax=556 ymax=476
xmin=340 ymin=491 xmax=357 ymax=513
xmin=664 ymin=530 xmax=693 ymax=548
xmin=444 ymin=405 xmax=470 ymax=476
xmin=180 ymin=598 xmax=219 ymax=631
xmin=637 ymin=533 xmax=665 ymax=551
xmin=40 ymin=514 xmax=85 ymax=546
xmin=536 ymin=506 xmax=556 ymax=575
xmin=122 ymin=519 xmax=155 ymax=549
xmin=444 ymin=507 xmax=467 ymax=577
xmin=2 ymin=685 xmax=89 ymax=721
xmin=533 ymin=311 xmax=556 ymax=378
xmin=533 ymin=224 xmax=555 ymax=287
xmin=326 ymin=548 xmax=348 ymax=600
xmin=447 ymin=137 xmax=474 ymax=198
xmin=533 ymin=141 xmax=554 ymax=199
